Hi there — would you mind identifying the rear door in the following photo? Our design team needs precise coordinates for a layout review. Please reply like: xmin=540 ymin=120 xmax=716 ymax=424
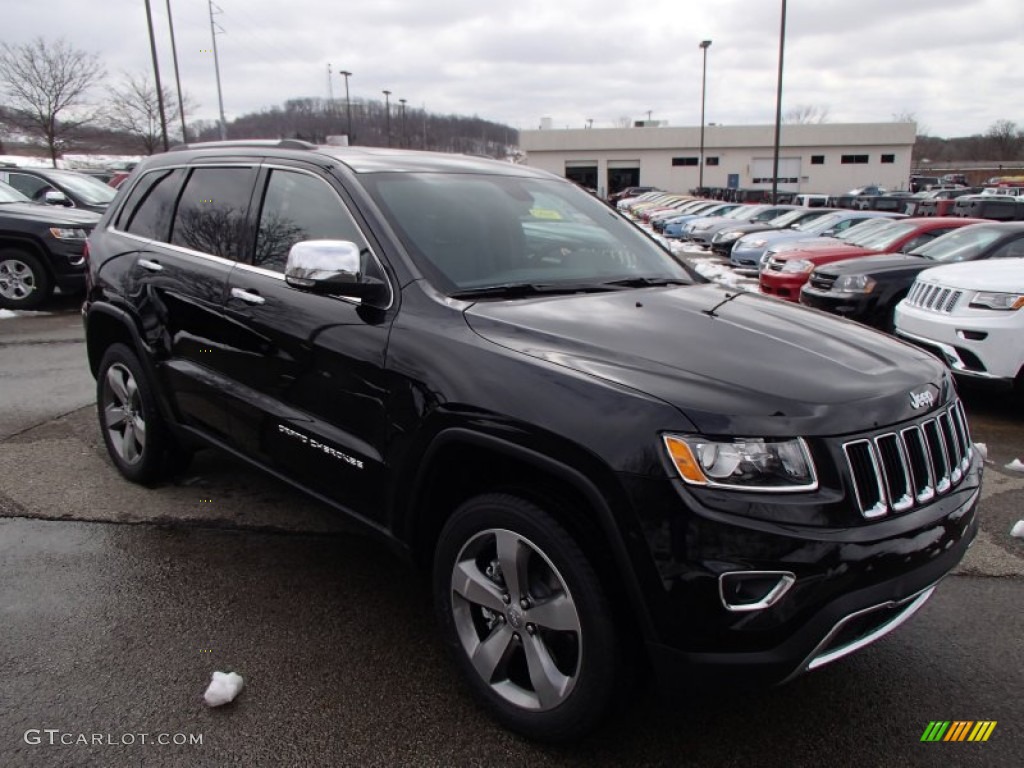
xmin=221 ymin=163 xmax=396 ymax=523
xmin=117 ymin=163 xmax=258 ymax=441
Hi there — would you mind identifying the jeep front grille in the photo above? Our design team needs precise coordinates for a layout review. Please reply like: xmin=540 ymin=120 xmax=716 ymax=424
xmin=906 ymin=282 xmax=963 ymax=313
xmin=842 ymin=400 xmax=972 ymax=518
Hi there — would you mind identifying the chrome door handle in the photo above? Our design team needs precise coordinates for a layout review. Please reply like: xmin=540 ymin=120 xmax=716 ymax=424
xmin=138 ymin=259 xmax=163 ymax=272
xmin=230 ymin=287 xmax=266 ymax=305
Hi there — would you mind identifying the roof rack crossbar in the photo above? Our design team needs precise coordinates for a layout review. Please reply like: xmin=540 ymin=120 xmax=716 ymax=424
xmin=168 ymin=139 xmax=317 ymax=152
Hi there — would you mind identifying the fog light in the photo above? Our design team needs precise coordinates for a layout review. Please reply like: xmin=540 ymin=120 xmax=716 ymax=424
xmin=719 ymin=571 xmax=796 ymax=612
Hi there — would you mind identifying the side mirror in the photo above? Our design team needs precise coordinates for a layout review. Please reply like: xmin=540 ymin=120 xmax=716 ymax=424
xmin=43 ymin=190 xmax=71 ymax=206
xmin=284 ymin=240 xmax=387 ymax=303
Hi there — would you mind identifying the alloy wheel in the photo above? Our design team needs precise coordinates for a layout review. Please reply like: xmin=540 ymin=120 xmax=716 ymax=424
xmin=450 ymin=528 xmax=582 ymax=711
xmin=101 ymin=363 xmax=147 ymax=465
xmin=0 ymin=258 xmax=35 ymax=302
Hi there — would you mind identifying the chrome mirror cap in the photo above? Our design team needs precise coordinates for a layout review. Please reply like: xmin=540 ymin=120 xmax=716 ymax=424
xmin=285 ymin=239 xmax=361 ymax=288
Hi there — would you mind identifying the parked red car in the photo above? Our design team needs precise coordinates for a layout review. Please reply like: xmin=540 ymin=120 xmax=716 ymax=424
xmin=759 ymin=217 xmax=987 ymax=301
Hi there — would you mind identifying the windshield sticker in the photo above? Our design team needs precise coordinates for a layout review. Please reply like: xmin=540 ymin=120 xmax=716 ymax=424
xmin=529 ymin=208 xmax=563 ymax=220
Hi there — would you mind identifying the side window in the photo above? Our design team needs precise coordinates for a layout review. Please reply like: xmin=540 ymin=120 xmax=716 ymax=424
xmin=170 ymin=167 xmax=257 ymax=260
xmin=6 ymin=173 xmax=49 ymax=199
xmin=117 ymin=169 xmax=185 ymax=240
xmin=253 ymin=169 xmax=367 ymax=273
xmin=989 ymin=238 xmax=1024 ymax=259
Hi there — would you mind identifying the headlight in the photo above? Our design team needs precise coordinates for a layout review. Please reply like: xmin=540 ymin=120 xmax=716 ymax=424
xmin=968 ymin=291 xmax=1024 ymax=310
xmin=693 ymin=224 xmax=712 ymax=231
xmin=49 ymin=227 xmax=88 ymax=240
xmin=833 ymin=274 xmax=877 ymax=293
xmin=746 ymin=239 xmax=768 ymax=248
xmin=663 ymin=435 xmax=817 ymax=491
xmin=718 ymin=231 xmax=743 ymax=241
xmin=780 ymin=259 xmax=814 ymax=274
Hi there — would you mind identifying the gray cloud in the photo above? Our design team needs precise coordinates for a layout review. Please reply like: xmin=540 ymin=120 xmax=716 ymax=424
xmin=1 ymin=0 xmax=1020 ymax=137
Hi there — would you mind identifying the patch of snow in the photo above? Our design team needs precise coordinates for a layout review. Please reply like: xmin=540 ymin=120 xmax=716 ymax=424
xmin=0 ymin=309 xmax=51 ymax=319
xmin=1004 ymin=458 xmax=1024 ymax=473
xmin=974 ymin=442 xmax=988 ymax=461
xmin=1011 ymin=520 xmax=1024 ymax=538
xmin=203 ymin=671 xmax=245 ymax=707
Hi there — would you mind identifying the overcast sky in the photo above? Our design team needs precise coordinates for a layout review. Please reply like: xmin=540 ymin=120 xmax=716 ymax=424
xmin=3 ymin=0 xmax=1021 ymax=138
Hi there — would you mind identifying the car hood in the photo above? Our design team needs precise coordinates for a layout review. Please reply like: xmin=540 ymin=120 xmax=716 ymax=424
xmin=464 ymin=285 xmax=948 ymax=436
xmin=823 ymin=253 xmax=928 ymax=276
xmin=779 ymin=246 xmax=880 ymax=264
xmin=916 ymin=259 xmax=1024 ymax=291
xmin=0 ymin=202 xmax=101 ymax=225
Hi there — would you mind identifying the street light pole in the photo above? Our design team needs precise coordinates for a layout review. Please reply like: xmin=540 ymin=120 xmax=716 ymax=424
xmin=399 ymin=98 xmax=407 ymax=147
xmin=339 ymin=70 xmax=352 ymax=144
xmin=382 ymin=90 xmax=391 ymax=147
xmin=698 ymin=39 xmax=712 ymax=192
xmin=143 ymin=0 xmax=170 ymax=152
xmin=771 ymin=0 xmax=788 ymax=203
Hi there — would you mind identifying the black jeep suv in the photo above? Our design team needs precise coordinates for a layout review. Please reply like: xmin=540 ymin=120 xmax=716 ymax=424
xmin=83 ymin=141 xmax=981 ymax=742
xmin=0 ymin=181 xmax=100 ymax=309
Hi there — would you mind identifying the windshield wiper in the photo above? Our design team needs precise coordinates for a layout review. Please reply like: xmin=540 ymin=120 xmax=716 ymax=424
xmin=600 ymin=276 xmax=692 ymax=288
xmin=449 ymin=282 xmax=620 ymax=300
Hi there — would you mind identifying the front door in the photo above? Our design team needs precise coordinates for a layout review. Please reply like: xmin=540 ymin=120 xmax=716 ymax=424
xmin=221 ymin=165 xmax=396 ymax=523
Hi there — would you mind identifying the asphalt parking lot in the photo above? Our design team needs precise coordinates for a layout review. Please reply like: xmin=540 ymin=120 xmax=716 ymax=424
xmin=1 ymin=301 xmax=1022 ymax=767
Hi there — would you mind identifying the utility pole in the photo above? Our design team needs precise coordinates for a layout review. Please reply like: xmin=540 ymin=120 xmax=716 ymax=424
xmin=327 ymin=63 xmax=334 ymax=108
xmin=399 ymin=98 xmax=407 ymax=147
xmin=382 ymin=90 xmax=391 ymax=147
xmin=166 ymin=0 xmax=188 ymax=143
xmin=339 ymin=70 xmax=353 ymax=144
xmin=208 ymin=0 xmax=228 ymax=140
xmin=698 ymin=39 xmax=712 ymax=191
xmin=143 ymin=0 xmax=169 ymax=151
xmin=771 ymin=0 xmax=788 ymax=204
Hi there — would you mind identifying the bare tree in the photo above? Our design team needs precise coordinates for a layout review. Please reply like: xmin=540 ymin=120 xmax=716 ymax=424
xmin=985 ymin=119 xmax=1023 ymax=160
xmin=892 ymin=110 xmax=929 ymax=137
xmin=0 ymin=38 xmax=105 ymax=166
xmin=107 ymin=72 xmax=195 ymax=154
xmin=783 ymin=104 xmax=830 ymax=124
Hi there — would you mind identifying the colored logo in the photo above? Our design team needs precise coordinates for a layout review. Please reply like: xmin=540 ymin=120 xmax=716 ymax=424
xmin=920 ymin=721 xmax=997 ymax=742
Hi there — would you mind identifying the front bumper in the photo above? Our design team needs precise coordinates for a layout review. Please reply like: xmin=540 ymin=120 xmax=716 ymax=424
xmin=800 ymin=285 xmax=874 ymax=319
xmin=626 ymin=445 xmax=980 ymax=688
xmin=895 ymin=302 xmax=1024 ymax=382
xmin=759 ymin=270 xmax=808 ymax=301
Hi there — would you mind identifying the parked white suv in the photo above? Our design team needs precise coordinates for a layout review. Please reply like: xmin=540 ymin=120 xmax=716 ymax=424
xmin=895 ymin=259 xmax=1024 ymax=388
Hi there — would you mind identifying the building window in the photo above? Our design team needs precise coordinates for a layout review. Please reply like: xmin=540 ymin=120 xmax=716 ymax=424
xmin=672 ymin=157 xmax=699 ymax=166
xmin=752 ymin=177 xmax=799 ymax=184
xmin=705 ymin=156 xmax=719 ymax=166
xmin=841 ymin=154 xmax=869 ymax=164
xmin=881 ymin=154 xmax=895 ymax=164
xmin=811 ymin=155 xmax=825 ymax=165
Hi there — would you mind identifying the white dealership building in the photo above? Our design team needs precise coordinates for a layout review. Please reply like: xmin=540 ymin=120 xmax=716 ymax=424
xmin=519 ymin=121 xmax=916 ymax=199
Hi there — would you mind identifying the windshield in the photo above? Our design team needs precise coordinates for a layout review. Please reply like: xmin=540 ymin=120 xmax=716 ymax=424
xmin=46 ymin=170 xmax=116 ymax=205
xmin=767 ymin=209 xmax=808 ymax=227
xmin=725 ymin=205 xmax=763 ymax=220
xmin=363 ymin=173 xmax=694 ymax=293
xmin=793 ymin=212 xmax=843 ymax=233
xmin=850 ymin=220 xmax=921 ymax=250
xmin=909 ymin=225 xmax=1004 ymax=262
xmin=0 ymin=182 xmax=31 ymax=203
xmin=835 ymin=217 xmax=893 ymax=241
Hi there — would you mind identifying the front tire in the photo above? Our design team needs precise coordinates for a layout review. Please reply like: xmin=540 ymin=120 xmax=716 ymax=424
xmin=97 ymin=343 xmax=169 ymax=485
xmin=0 ymin=248 xmax=52 ymax=310
xmin=433 ymin=493 xmax=619 ymax=742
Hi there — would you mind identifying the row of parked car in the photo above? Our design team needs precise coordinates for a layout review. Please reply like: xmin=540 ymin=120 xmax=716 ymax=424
xmin=0 ymin=166 xmax=123 ymax=309
xmin=618 ymin=190 xmax=1024 ymax=395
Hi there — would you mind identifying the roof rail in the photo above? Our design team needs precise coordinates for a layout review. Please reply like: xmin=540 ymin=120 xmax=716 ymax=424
xmin=168 ymin=139 xmax=318 ymax=152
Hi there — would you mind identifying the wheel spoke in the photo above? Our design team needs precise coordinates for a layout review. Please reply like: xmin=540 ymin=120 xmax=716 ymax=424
xmin=525 ymin=593 xmax=580 ymax=634
xmin=470 ymin=624 xmax=515 ymax=683
xmin=523 ymin=633 xmax=571 ymax=709
xmin=132 ymin=416 xmax=146 ymax=450
xmin=106 ymin=367 xmax=130 ymax=405
xmin=495 ymin=530 xmax=529 ymax=602
xmin=452 ymin=560 xmax=507 ymax=612
xmin=104 ymin=403 xmax=130 ymax=429
xmin=121 ymin=422 xmax=139 ymax=463
xmin=126 ymin=376 xmax=139 ymax=405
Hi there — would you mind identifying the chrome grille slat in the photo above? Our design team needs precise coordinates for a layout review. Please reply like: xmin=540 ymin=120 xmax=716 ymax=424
xmin=843 ymin=401 xmax=971 ymax=518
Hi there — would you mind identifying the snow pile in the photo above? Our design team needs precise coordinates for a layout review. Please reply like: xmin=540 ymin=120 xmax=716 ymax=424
xmin=1005 ymin=458 xmax=1024 ymax=473
xmin=1011 ymin=521 xmax=1024 ymax=538
xmin=974 ymin=442 xmax=988 ymax=461
xmin=203 ymin=671 xmax=245 ymax=707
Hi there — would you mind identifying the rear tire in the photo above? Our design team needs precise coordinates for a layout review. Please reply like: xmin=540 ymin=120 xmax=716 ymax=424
xmin=0 ymin=248 xmax=52 ymax=310
xmin=433 ymin=493 xmax=619 ymax=742
xmin=96 ymin=343 xmax=170 ymax=485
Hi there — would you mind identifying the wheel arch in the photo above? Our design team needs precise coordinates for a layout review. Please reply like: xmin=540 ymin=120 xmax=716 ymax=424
xmin=0 ymin=234 xmax=53 ymax=279
xmin=404 ymin=427 xmax=658 ymax=646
